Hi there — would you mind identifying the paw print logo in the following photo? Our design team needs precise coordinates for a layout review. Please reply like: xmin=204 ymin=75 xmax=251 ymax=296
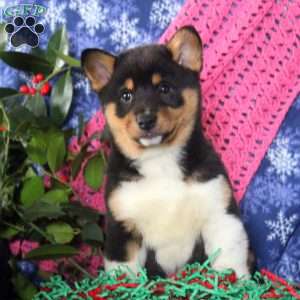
xmin=5 ymin=16 xmax=44 ymax=48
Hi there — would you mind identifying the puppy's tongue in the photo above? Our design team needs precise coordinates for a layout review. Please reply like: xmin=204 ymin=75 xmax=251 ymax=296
xmin=139 ymin=134 xmax=163 ymax=147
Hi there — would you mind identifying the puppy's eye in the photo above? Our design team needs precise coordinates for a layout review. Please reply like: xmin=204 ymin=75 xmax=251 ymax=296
xmin=158 ymin=83 xmax=170 ymax=94
xmin=120 ymin=89 xmax=133 ymax=103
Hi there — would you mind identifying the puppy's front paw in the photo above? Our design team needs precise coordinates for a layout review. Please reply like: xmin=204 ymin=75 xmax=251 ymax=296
xmin=104 ymin=258 xmax=140 ymax=276
xmin=212 ymin=260 xmax=249 ymax=278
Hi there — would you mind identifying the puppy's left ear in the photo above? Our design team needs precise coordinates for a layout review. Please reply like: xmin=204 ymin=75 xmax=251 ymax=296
xmin=167 ymin=26 xmax=202 ymax=72
xmin=81 ymin=49 xmax=116 ymax=92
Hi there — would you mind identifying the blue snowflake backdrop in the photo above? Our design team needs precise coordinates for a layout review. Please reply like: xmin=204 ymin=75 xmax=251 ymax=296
xmin=1 ymin=0 xmax=300 ymax=283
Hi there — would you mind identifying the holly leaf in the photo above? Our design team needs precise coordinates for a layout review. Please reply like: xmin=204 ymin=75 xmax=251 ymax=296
xmin=20 ymin=176 xmax=45 ymax=207
xmin=12 ymin=273 xmax=38 ymax=300
xmin=46 ymin=222 xmax=74 ymax=244
xmin=83 ymin=154 xmax=105 ymax=191
xmin=64 ymin=202 xmax=100 ymax=223
xmin=0 ymin=226 xmax=20 ymax=239
xmin=82 ymin=223 xmax=103 ymax=244
xmin=6 ymin=106 xmax=34 ymax=133
xmin=50 ymin=70 xmax=73 ymax=125
xmin=26 ymin=130 xmax=48 ymax=164
xmin=0 ymin=88 xmax=19 ymax=99
xmin=41 ymin=189 xmax=69 ymax=205
xmin=23 ymin=201 xmax=65 ymax=221
xmin=24 ymin=93 xmax=47 ymax=117
xmin=52 ymin=50 xmax=80 ymax=67
xmin=25 ymin=244 xmax=77 ymax=260
xmin=47 ymin=25 xmax=69 ymax=70
xmin=47 ymin=131 xmax=66 ymax=173
xmin=0 ymin=51 xmax=53 ymax=74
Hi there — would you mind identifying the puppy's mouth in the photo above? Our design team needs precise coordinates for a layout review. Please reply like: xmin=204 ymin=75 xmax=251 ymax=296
xmin=135 ymin=130 xmax=174 ymax=147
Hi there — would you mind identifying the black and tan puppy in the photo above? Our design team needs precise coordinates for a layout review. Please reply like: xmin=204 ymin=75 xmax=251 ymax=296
xmin=81 ymin=27 xmax=250 ymax=277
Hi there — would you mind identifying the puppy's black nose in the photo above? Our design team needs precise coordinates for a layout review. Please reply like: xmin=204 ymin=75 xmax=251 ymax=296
xmin=136 ymin=113 xmax=157 ymax=131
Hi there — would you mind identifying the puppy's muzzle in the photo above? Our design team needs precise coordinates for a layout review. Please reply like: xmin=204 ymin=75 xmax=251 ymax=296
xmin=136 ymin=113 xmax=157 ymax=131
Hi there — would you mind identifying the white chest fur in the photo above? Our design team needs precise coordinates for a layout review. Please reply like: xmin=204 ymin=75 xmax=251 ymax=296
xmin=109 ymin=146 xmax=233 ymax=274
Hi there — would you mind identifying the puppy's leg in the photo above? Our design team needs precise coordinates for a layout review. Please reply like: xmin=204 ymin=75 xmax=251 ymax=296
xmin=202 ymin=213 xmax=249 ymax=277
xmin=104 ymin=215 xmax=145 ymax=275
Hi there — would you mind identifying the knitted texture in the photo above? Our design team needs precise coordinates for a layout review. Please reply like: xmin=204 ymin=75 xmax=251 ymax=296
xmin=160 ymin=0 xmax=300 ymax=201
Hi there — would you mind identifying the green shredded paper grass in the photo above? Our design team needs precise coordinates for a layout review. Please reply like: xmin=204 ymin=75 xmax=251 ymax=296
xmin=34 ymin=252 xmax=300 ymax=300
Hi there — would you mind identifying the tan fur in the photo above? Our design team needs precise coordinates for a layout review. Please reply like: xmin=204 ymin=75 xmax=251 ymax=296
xmin=160 ymin=88 xmax=198 ymax=146
xmin=167 ymin=28 xmax=202 ymax=72
xmin=105 ymin=103 xmax=143 ymax=159
xmin=83 ymin=52 xmax=115 ymax=92
xmin=152 ymin=73 xmax=162 ymax=85
xmin=105 ymin=88 xmax=198 ymax=159
xmin=124 ymin=78 xmax=135 ymax=90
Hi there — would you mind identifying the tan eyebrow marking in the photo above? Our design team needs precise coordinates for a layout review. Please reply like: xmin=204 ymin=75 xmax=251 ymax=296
xmin=152 ymin=73 xmax=162 ymax=85
xmin=124 ymin=78 xmax=134 ymax=90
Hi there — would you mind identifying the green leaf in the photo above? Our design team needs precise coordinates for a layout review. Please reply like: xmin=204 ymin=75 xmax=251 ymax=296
xmin=47 ymin=131 xmax=66 ymax=172
xmin=25 ymin=244 xmax=77 ymax=260
xmin=20 ymin=176 xmax=45 ymax=207
xmin=24 ymin=93 xmax=47 ymax=117
xmin=83 ymin=154 xmax=105 ymax=191
xmin=0 ymin=226 xmax=19 ymax=239
xmin=6 ymin=106 xmax=34 ymax=133
xmin=50 ymin=70 xmax=73 ymax=125
xmin=26 ymin=131 xmax=48 ymax=164
xmin=82 ymin=222 xmax=103 ymax=244
xmin=0 ymin=51 xmax=53 ymax=74
xmin=0 ymin=104 xmax=9 ymax=128
xmin=24 ymin=167 xmax=36 ymax=179
xmin=42 ymin=189 xmax=69 ymax=204
xmin=52 ymin=50 xmax=80 ymax=67
xmin=23 ymin=201 xmax=65 ymax=221
xmin=64 ymin=202 xmax=100 ymax=223
xmin=46 ymin=222 xmax=74 ymax=244
xmin=31 ymin=47 xmax=48 ymax=59
xmin=47 ymin=25 xmax=69 ymax=70
xmin=12 ymin=273 xmax=38 ymax=300
xmin=0 ymin=87 xmax=19 ymax=99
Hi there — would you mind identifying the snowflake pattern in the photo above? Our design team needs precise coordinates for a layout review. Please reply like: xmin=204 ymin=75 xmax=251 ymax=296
xmin=240 ymin=175 xmax=271 ymax=222
xmin=69 ymin=0 xmax=109 ymax=37
xmin=241 ymin=95 xmax=300 ymax=282
xmin=42 ymin=0 xmax=67 ymax=32
xmin=267 ymin=133 xmax=300 ymax=182
xmin=265 ymin=210 xmax=298 ymax=245
xmin=110 ymin=12 xmax=140 ymax=52
xmin=150 ymin=0 xmax=182 ymax=29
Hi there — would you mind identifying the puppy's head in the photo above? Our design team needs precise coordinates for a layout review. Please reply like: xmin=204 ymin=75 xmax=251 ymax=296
xmin=81 ymin=27 xmax=202 ymax=159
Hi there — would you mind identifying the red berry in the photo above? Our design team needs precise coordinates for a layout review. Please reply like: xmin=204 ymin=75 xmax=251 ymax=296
xmin=19 ymin=84 xmax=30 ymax=94
xmin=36 ymin=73 xmax=44 ymax=81
xmin=32 ymin=73 xmax=44 ymax=83
xmin=29 ymin=87 xmax=36 ymax=95
xmin=40 ymin=82 xmax=51 ymax=96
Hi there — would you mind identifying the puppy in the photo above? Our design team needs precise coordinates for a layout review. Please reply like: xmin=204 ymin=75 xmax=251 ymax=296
xmin=81 ymin=26 xmax=250 ymax=278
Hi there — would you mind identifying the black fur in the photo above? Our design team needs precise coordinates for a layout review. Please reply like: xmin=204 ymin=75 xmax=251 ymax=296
xmin=82 ymin=30 xmax=242 ymax=277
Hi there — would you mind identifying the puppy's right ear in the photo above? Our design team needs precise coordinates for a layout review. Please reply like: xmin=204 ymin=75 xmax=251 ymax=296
xmin=81 ymin=49 xmax=116 ymax=92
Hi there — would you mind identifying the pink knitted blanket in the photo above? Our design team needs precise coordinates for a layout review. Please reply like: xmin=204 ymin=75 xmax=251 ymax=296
xmin=72 ymin=0 xmax=300 ymax=211
xmin=160 ymin=0 xmax=300 ymax=201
